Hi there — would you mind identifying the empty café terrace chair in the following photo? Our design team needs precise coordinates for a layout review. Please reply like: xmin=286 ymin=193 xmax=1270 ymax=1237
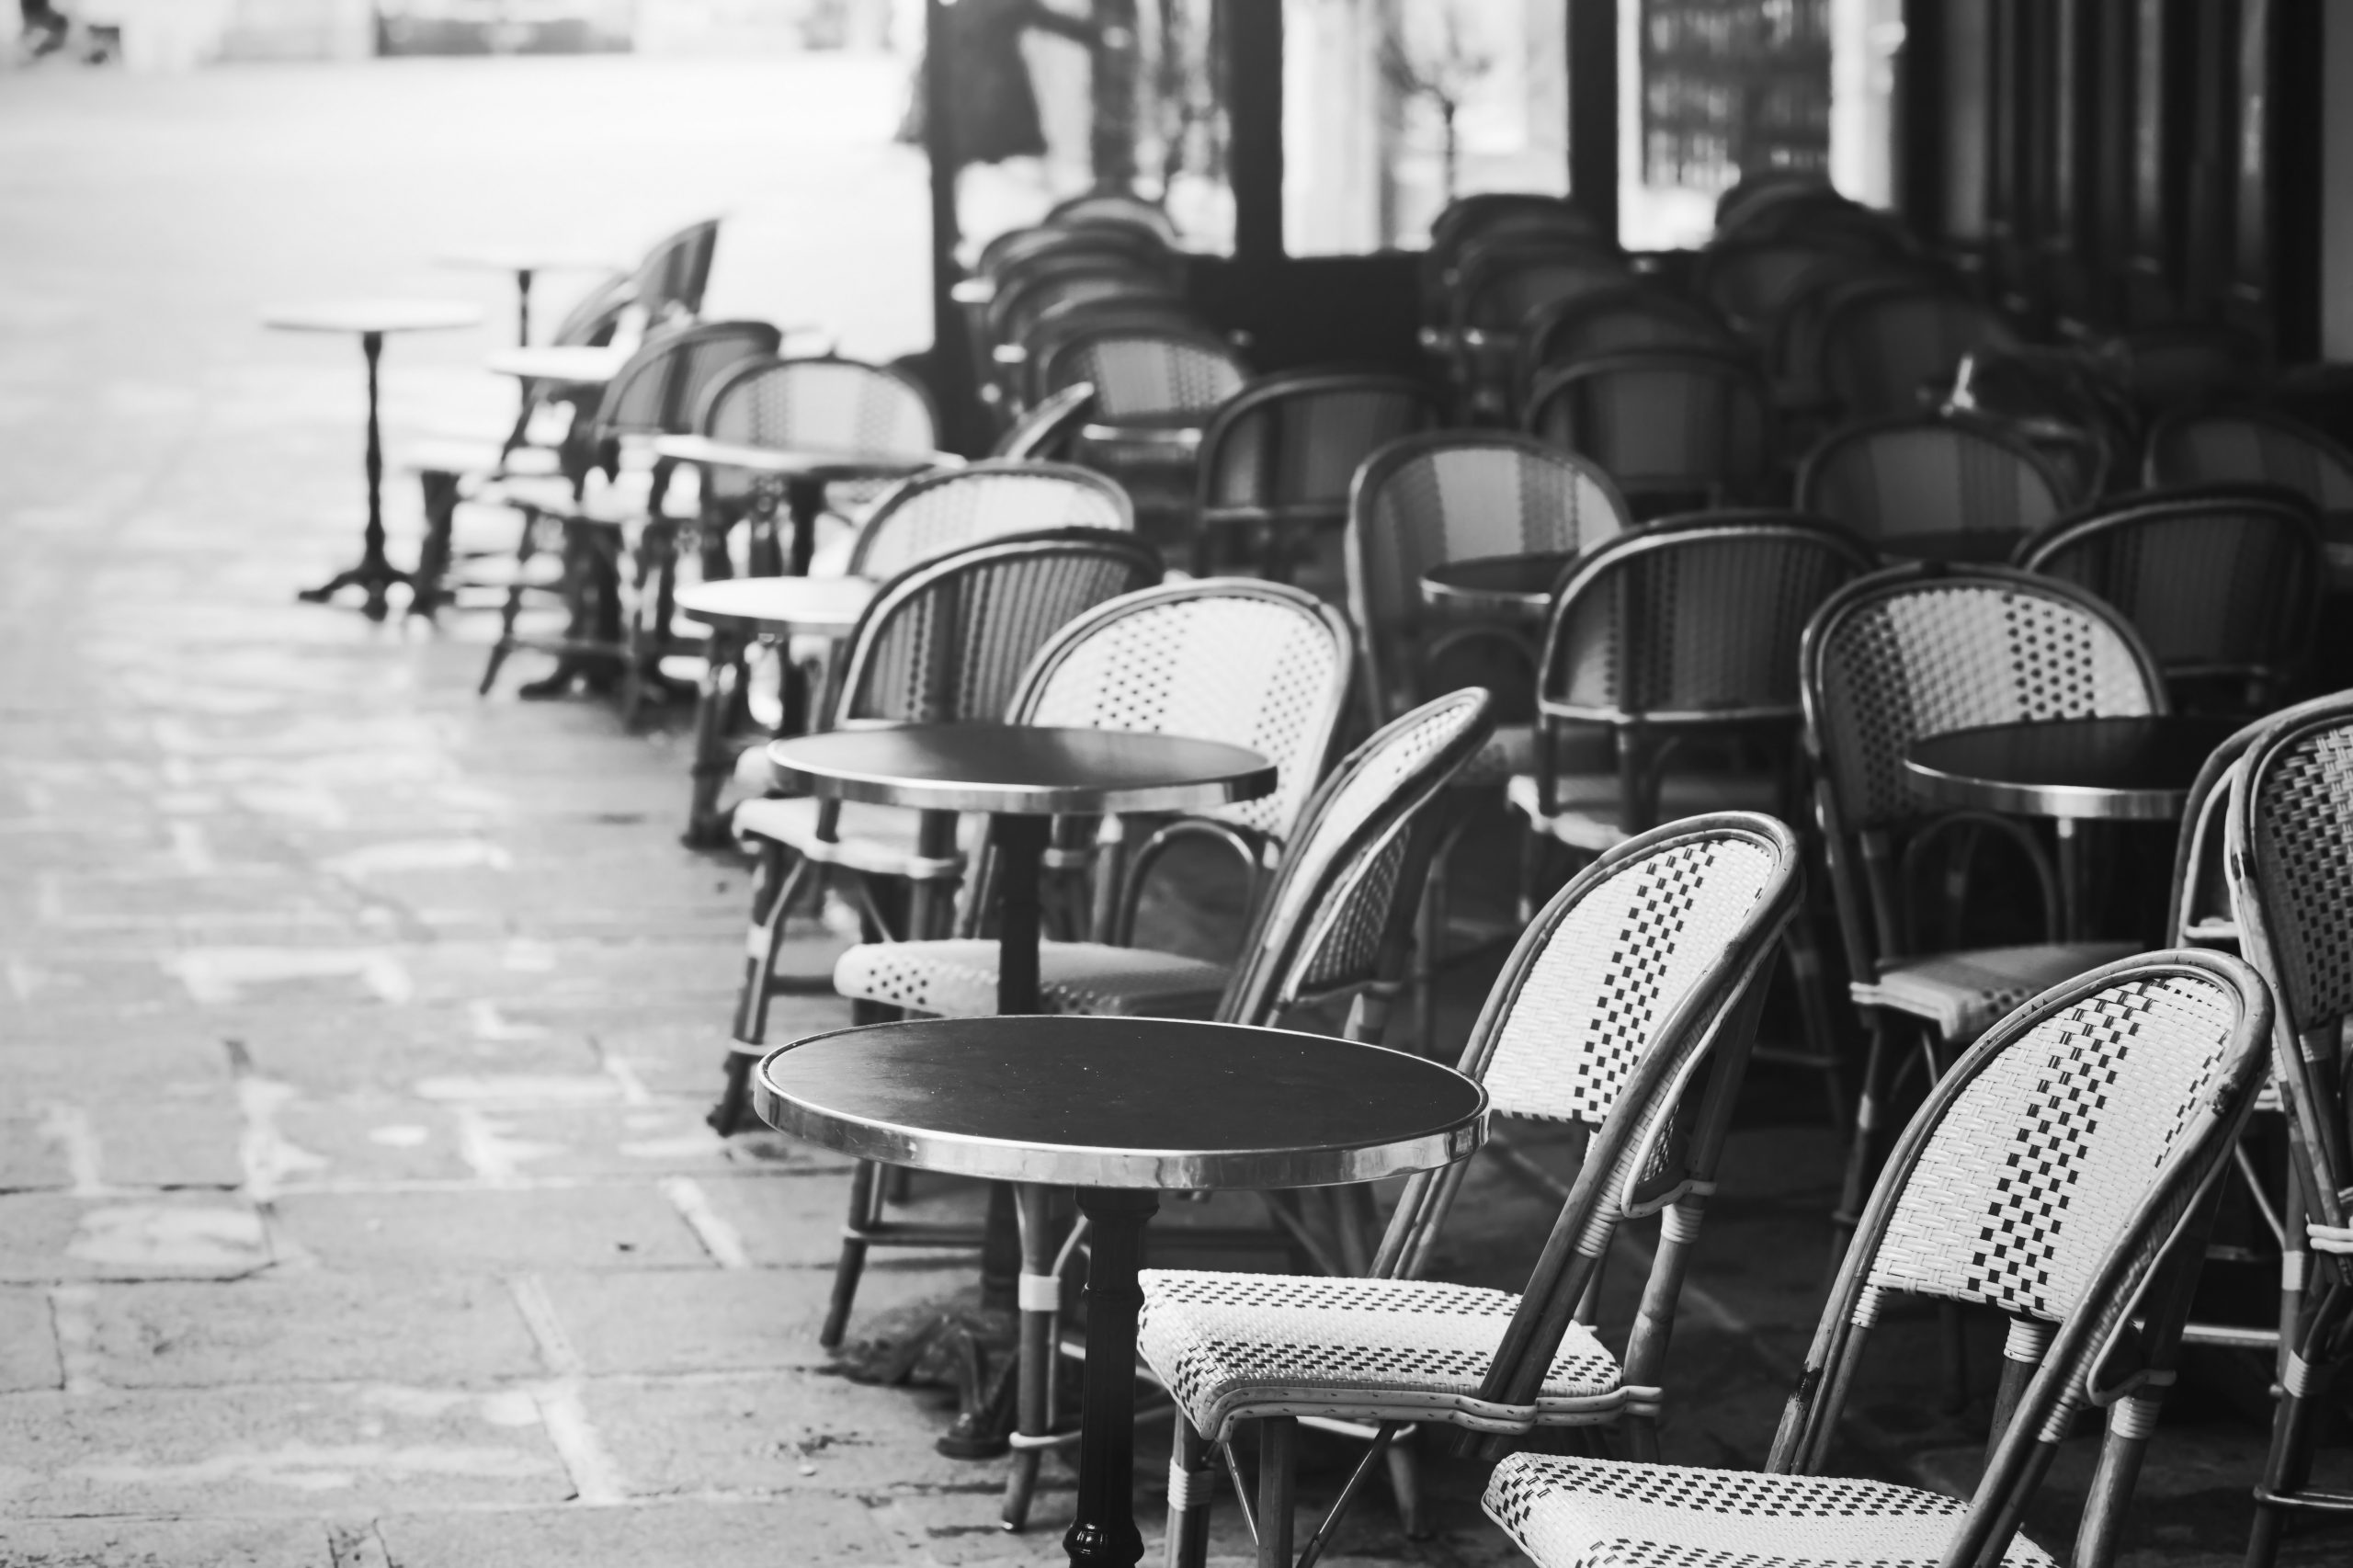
xmin=2142 ymin=404 xmax=2353 ymax=517
xmin=1144 ymin=812 xmax=1804 ymax=1563
xmin=1524 ymin=349 xmax=1774 ymax=517
xmin=706 ymin=530 xmax=1164 ymax=1134
xmin=1797 ymin=414 xmax=2070 ymax=555
xmin=1513 ymin=285 xmax=1741 ymax=412
xmin=1693 ymin=234 xmax=1893 ymax=347
xmin=1421 ymin=196 xmax=1605 ymax=325
xmin=1800 ymin=567 xmax=2168 ymax=1247
xmin=1446 ymin=241 xmax=1631 ymax=420
xmin=2225 ymin=691 xmax=2353 ymax=1568
xmin=1812 ymin=278 xmax=2018 ymax=424
xmin=833 ymin=687 xmax=1488 ymax=1529
xmin=1192 ymin=369 xmax=1440 ymax=580
xmin=2095 ymin=324 xmax=2268 ymax=418
xmin=1006 ymin=292 xmax=1208 ymax=413
xmin=1484 ymin=947 xmax=2271 ymax=1568
xmin=1344 ymin=433 xmax=1635 ymax=1043
xmin=988 ymin=381 xmax=1097 ymax=462
xmin=1041 ymin=324 xmax=1249 ymax=523
xmin=1042 ymin=188 xmax=1184 ymax=244
xmin=2014 ymin=484 xmax=2324 ymax=710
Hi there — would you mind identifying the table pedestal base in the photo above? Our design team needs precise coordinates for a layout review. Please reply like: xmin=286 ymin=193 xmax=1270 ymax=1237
xmin=1065 ymin=1187 xmax=1158 ymax=1568
xmin=298 ymin=554 xmax=414 ymax=622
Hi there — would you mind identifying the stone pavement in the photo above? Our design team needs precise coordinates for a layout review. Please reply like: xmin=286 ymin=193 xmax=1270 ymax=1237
xmin=2 ymin=50 xmax=2349 ymax=1568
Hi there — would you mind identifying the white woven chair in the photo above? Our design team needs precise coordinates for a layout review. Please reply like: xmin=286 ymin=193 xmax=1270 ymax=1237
xmin=834 ymin=687 xmax=1492 ymax=1532
xmin=1142 ymin=812 xmax=1804 ymax=1567
xmin=1801 ymin=566 xmax=2167 ymax=1254
xmin=2224 ymin=691 xmax=2353 ymax=1568
xmin=1483 ymin=948 xmax=2271 ymax=1568
xmin=706 ymin=531 xmax=1162 ymax=1135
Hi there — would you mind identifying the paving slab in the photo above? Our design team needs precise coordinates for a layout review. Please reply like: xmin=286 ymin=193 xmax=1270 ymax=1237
xmin=267 ymin=1187 xmax=710 ymax=1275
xmin=0 ymin=1514 xmax=349 ymax=1568
xmin=376 ymin=1496 xmax=900 ymax=1567
xmin=0 ymin=1194 xmax=273 ymax=1283
xmin=535 ymin=1265 xmax=974 ymax=1378
xmin=0 ymin=1287 xmax=63 ymax=1393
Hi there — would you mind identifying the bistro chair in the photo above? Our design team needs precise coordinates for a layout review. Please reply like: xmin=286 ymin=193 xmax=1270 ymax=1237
xmin=475 ymin=319 xmax=781 ymax=707
xmin=1484 ymin=948 xmax=2271 ymax=1568
xmin=1042 ymin=188 xmax=1183 ymax=244
xmin=1800 ymin=567 xmax=2167 ymax=1254
xmin=1508 ymin=515 xmax=1872 ymax=1113
xmin=2143 ymin=405 xmax=2353 ymax=514
xmin=1344 ymin=433 xmax=1635 ymax=1045
xmin=1007 ymin=292 xmax=1210 ymax=412
xmin=1513 ymin=284 xmax=1740 ymax=411
xmin=1712 ymin=169 xmax=1831 ymax=232
xmin=1422 ymin=196 xmax=1604 ymax=323
xmin=1693 ymin=235 xmax=1890 ymax=346
xmin=1145 ymin=812 xmax=1804 ymax=1564
xmin=833 ymin=687 xmax=1488 ymax=1530
xmin=972 ymin=219 xmax=1173 ymax=289
xmin=629 ymin=217 xmax=721 ymax=324
xmin=1040 ymin=324 xmax=1250 ymax=525
xmin=1192 ymin=370 xmax=1440 ymax=580
xmin=1766 ymin=258 xmax=1950 ymax=426
xmin=843 ymin=460 xmax=1132 ymax=580
xmin=1813 ymin=279 xmax=2018 ymax=423
xmin=988 ymin=381 xmax=1097 ymax=461
xmin=1446 ymin=242 xmax=1631 ymax=421
xmin=2014 ymin=484 xmax=2324 ymax=710
xmin=2096 ymin=324 xmax=2269 ymax=416
xmin=707 ymin=530 xmax=1163 ymax=1135
xmin=1797 ymin=415 xmax=2070 ymax=552
xmin=1524 ymin=349 xmax=1774 ymax=517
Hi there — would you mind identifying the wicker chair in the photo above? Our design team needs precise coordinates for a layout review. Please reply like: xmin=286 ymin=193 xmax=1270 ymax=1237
xmin=1796 ymin=415 xmax=2071 ymax=551
xmin=1146 ymin=812 xmax=1804 ymax=1564
xmin=1813 ymin=279 xmax=2018 ymax=422
xmin=1422 ymin=196 xmax=1602 ymax=322
xmin=707 ymin=531 xmax=1163 ymax=1134
xmin=1801 ymin=567 xmax=2167 ymax=1250
xmin=1448 ymin=238 xmax=1631 ymax=419
xmin=1345 ymin=433 xmax=1636 ymax=1044
xmin=989 ymin=381 xmax=1097 ymax=462
xmin=1694 ymin=238 xmax=1891 ymax=347
xmin=630 ymin=217 xmax=721 ymax=324
xmin=2095 ymin=324 xmax=2269 ymax=416
xmin=2223 ymin=692 xmax=2353 ymax=1568
xmin=1008 ymin=292 xmax=1209 ymax=411
xmin=1524 ymin=349 xmax=1774 ymax=517
xmin=2015 ymin=485 xmax=2324 ymax=709
xmin=475 ymin=319 xmax=782 ymax=708
xmin=2142 ymin=405 xmax=2353 ymax=513
xmin=1513 ymin=285 xmax=1741 ymax=411
xmin=1485 ymin=948 xmax=2271 ymax=1568
xmin=835 ymin=687 xmax=1488 ymax=1531
xmin=1193 ymin=370 xmax=1440 ymax=581
xmin=1041 ymin=325 xmax=1250 ymax=526
xmin=1042 ymin=189 xmax=1183 ymax=244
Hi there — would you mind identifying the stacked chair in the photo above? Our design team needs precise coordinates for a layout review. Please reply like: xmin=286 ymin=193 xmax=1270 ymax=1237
xmin=1797 ymin=415 xmax=2071 ymax=556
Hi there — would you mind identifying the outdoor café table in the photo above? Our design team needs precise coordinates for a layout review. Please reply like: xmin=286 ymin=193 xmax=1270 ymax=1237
xmin=1420 ymin=551 xmax=1577 ymax=628
xmin=1879 ymin=530 xmax=2026 ymax=566
xmin=754 ymin=1014 xmax=1489 ymax=1568
xmin=436 ymin=248 xmax=617 ymax=346
xmin=263 ymin=298 xmax=483 ymax=620
xmin=482 ymin=341 xmax=633 ymax=394
xmin=764 ymin=724 xmax=1276 ymax=1012
xmin=675 ymin=575 xmax=877 ymax=846
xmin=651 ymin=433 xmax=952 ymax=576
xmin=1904 ymin=714 xmax=2240 ymax=940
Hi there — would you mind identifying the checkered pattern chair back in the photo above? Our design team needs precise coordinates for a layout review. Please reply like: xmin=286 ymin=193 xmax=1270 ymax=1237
xmin=1197 ymin=372 xmax=1438 ymax=523
xmin=2227 ymin=693 xmax=2353 ymax=1250
xmin=1524 ymin=350 xmax=1774 ymax=509
xmin=590 ymin=321 xmax=782 ymax=442
xmin=824 ymin=532 xmax=1162 ymax=728
xmin=694 ymin=355 xmax=940 ymax=508
xmin=990 ymin=381 xmax=1096 ymax=461
xmin=2143 ymin=407 xmax=2353 ymax=512
xmin=631 ymin=218 xmax=720 ymax=324
xmin=1798 ymin=415 xmax=2070 ymax=543
xmin=1039 ymin=328 xmax=1248 ymax=420
xmin=1346 ymin=433 xmax=1632 ymax=722
xmin=1221 ymin=688 xmax=1496 ymax=1022
xmin=1540 ymin=515 xmax=1875 ymax=726
xmin=846 ymin=462 xmax=1133 ymax=582
xmin=2017 ymin=485 xmax=2324 ymax=692
xmin=1010 ymin=581 xmax=1353 ymax=842
xmin=1814 ymin=282 xmax=2018 ymax=420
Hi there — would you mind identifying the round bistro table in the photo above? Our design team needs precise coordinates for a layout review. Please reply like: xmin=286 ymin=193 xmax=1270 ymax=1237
xmin=1905 ymin=714 xmax=2241 ymax=937
xmin=652 ymin=433 xmax=953 ymax=576
xmin=765 ymin=725 xmax=1275 ymax=1012
xmin=756 ymin=1015 xmax=1488 ymax=1568
xmin=264 ymin=298 xmax=484 ymax=619
xmin=1420 ymin=551 xmax=1577 ymax=626
xmin=674 ymin=576 xmax=878 ymax=846
xmin=436 ymin=249 xmax=618 ymax=346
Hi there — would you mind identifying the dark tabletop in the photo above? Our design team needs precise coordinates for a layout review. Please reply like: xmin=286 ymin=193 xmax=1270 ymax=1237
xmin=1879 ymin=529 xmax=2027 ymax=566
xmin=1906 ymin=715 xmax=2244 ymax=821
xmin=1421 ymin=552 xmax=1576 ymax=617
xmin=767 ymin=723 xmax=1275 ymax=816
xmin=755 ymin=1015 xmax=1487 ymax=1188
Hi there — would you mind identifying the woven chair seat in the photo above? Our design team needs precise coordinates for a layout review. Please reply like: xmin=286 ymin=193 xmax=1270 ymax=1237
xmin=1485 ymin=1454 xmax=2059 ymax=1568
xmin=1137 ymin=1270 xmax=1631 ymax=1441
xmin=1506 ymin=771 xmax=1781 ymax=852
xmin=731 ymin=796 xmax=979 ymax=881
xmin=834 ymin=938 xmax=1227 ymax=1018
xmin=1854 ymin=941 xmax=2135 ymax=1042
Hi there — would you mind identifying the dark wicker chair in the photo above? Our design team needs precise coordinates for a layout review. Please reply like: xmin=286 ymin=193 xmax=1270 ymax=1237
xmin=1447 ymin=238 xmax=1631 ymax=419
xmin=1513 ymin=284 xmax=1741 ymax=412
xmin=1524 ymin=348 xmax=1774 ymax=517
xmin=1796 ymin=414 xmax=2071 ymax=551
xmin=1813 ymin=278 xmax=2018 ymax=422
xmin=2143 ymin=404 xmax=2353 ymax=513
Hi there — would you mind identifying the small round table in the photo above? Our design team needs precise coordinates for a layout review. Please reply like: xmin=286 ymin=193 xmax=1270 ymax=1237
xmin=1905 ymin=714 xmax=2241 ymax=937
xmin=756 ymin=1015 xmax=1487 ymax=1568
xmin=765 ymin=724 xmax=1275 ymax=1011
xmin=652 ymin=434 xmax=952 ymax=577
xmin=1420 ymin=551 xmax=1577 ymax=626
xmin=1877 ymin=530 xmax=2025 ymax=566
xmin=264 ymin=298 xmax=483 ymax=620
xmin=674 ymin=576 xmax=878 ymax=846
xmin=437 ymin=249 xmax=618 ymax=346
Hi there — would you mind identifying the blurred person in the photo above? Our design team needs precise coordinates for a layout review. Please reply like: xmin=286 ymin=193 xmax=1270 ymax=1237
xmin=900 ymin=0 xmax=1108 ymax=240
xmin=18 ymin=0 xmax=68 ymax=55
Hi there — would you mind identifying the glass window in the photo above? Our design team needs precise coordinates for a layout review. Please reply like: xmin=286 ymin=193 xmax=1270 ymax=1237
xmin=1282 ymin=0 xmax=1569 ymax=257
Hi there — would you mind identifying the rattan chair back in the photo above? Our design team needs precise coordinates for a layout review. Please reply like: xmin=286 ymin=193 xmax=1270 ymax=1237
xmin=1345 ymin=432 xmax=1632 ymax=724
xmin=547 ymin=268 xmax=640 ymax=348
xmin=631 ymin=218 xmax=720 ymax=324
xmin=693 ymin=354 xmax=940 ymax=509
xmin=1196 ymin=370 xmax=1440 ymax=529
xmin=1038 ymin=325 xmax=1248 ymax=419
xmin=989 ymin=381 xmax=1097 ymax=461
xmin=2016 ymin=485 xmax=2324 ymax=695
xmin=2096 ymin=324 xmax=2268 ymax=415
xmin=846 ymin=461 xmax=1132 ymax=581
xmin=1524 ymin=349 xmax=1774 ymax=512
xmin=1042 ymin=190 xmax=1182 ymax=244
xmin=823 ymin=531 xmax=1161 ymax=729
xmin=2143 ymin=406 xmax=2353 ymax=512
xmin=1516 ymin=285 xmax=1740 ymax=397
xmin=989 ymin=263 xmax=1176 ymax=353
xmin=1815 ymin=280 xmax=2018 ymax=420
xmin=1797 ymin=414 xmax=2071 ymax=544
xmin=1695 ymin=238 xmax=1887 ymax=344
xmin=1450 ymin=240 xmax=1631 ymax=338
xmin=589 ymin=319 xmax=782 ymax=444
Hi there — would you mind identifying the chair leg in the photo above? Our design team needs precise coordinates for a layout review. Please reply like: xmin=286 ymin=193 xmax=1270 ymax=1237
xmin=1165 ymin=1411 xmax=1215 ymax=1568
xmin=1779 ymin=913 xmax=1846 ymax=1126
xmin=1382 ymin=1426 xmax=1426 ymax=1539
xmin=1831 ymin=1014 xmax=1898 ymax=1268
xmin=1001 ymin=1182 xmax=1059 ymax=1532
xmin=478 ymin=506 xmax=541 ymax=696
xmin=821 ymin=1158 xmax=881 ymax=1350
xmin=620 ymin=517 xmax=679 ymax=729
xmin=1256 ymin=1416 xmax=1297 ymax=1568
xmin=711 ymin=846 xmax=808 ymax=1135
